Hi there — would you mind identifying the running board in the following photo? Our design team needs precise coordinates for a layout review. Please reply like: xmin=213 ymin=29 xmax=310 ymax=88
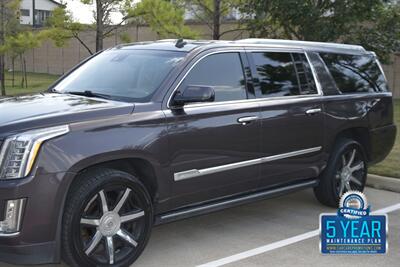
xmin=155 ymin=179 xmax=319 ymax=225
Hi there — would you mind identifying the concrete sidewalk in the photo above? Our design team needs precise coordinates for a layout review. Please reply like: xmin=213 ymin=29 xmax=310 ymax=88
xmin=367 ymin=173 xmax=400 ymax=193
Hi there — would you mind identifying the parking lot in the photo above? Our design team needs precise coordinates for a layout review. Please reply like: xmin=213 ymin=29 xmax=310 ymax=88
xmin=6 ymin=187 xmax=400 ymax=267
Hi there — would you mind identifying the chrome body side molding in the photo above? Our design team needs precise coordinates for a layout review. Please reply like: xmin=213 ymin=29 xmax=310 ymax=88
xmin=174 ymin=146 xmax=322 ymax=181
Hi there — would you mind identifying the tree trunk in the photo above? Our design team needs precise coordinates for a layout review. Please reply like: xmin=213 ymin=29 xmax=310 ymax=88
xmin=213 ymin=0 xmax=221 ymax=40
xmin=0 ymin=0 xmax=6 ymax=96
xmin=23 ymin=57 xmax=27 ymax=88
xmin=95 ymin=0 xmax=104 ymax=52
xmin=20 ymin=55 xmax=24 ymax=88
xmin=12 ymin=57 xmax=14 ymax=87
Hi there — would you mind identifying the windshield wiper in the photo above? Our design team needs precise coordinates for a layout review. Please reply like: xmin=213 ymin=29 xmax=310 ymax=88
xmin=64 ymin=90 xmax=113 ymax=100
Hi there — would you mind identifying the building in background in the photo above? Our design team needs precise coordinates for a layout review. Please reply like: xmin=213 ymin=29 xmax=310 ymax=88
xmin=20 ymin=0 xmax=63 ymax=27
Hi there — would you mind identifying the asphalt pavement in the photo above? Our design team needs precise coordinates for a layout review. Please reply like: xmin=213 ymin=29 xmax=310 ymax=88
xmin=4 ymin=187 xmax=400 ymax=267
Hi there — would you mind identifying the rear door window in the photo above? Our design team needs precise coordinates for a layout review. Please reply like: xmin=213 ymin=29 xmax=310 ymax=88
xmin=178 ymin=53 xmax=247 ymax=102
xmin=319 ymin=53 xmax=388 ymax=93
xmin=250 ymin=52 xmax=317 ymax=98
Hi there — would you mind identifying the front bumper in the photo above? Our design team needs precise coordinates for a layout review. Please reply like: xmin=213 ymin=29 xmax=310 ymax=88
xmin=0 ymin=171 xmax=73 ymax=265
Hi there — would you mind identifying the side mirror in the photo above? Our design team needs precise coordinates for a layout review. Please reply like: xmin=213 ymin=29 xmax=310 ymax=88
xmin=171 ymin=85 xmax=215 ymax=108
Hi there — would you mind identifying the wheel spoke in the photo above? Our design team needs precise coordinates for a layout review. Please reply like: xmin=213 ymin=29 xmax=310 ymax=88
xmin=350 ymin=162 xmax=364 ymax=173
xmin=99 ymin=190 xmax=109 ymax=214
xmin=342 ymin=155 xmax=346 ymax=167
xmin=84 ymin=195 xmax=98 ymax=213
xmin=350 ymin=175 xmax=362 ymax=186
xmin=347 ymin=149 xmax=356 ymax=167
xmin=106 ymin=237 xmax=114 ymax=265
xmin=121 ymin=210 xmax=145 ymax=223
xmin=113 ymin=188 xmax=132 ymax=213
xmin=335 ymin=173 xmax=341 ymax=180
xmin=80 ymin=218 xmax=100 ymax=226
xmin=345 ymin=182 xmax=351 ymax=191
xmin=117 ymin=229 xmax=138 ymax=247
xmin=339 ymin=180 xmax=345 ymax=196
xmin=85 ymin=230 xmax=102 ymax=255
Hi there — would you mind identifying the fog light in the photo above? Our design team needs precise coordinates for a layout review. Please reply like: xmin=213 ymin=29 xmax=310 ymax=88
xmin=0 ymin=199 xmax=25 ymax=235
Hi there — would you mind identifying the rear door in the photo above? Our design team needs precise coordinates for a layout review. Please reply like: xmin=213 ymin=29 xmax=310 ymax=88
xmin=163 ymin=50 xmax=262 ymax=208
xmin=246 ymin=49 xmax=325 ymax=188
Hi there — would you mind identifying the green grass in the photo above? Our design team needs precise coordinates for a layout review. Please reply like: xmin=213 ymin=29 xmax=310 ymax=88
xmin=2 ymin=71 xmax=60 ymax=96
xmin=369 ymin=99 xmax=400 ymax=178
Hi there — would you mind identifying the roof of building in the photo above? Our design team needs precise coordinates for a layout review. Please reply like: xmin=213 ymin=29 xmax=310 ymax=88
xmin=115 ymin=38 xmax=368 ymax=55
xmin=48 ymin=0 xmax=64 ymax=7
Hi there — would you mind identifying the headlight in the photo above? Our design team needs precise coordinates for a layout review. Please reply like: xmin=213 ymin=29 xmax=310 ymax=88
xmin=0 ymin=125 xmax=69 ymax=179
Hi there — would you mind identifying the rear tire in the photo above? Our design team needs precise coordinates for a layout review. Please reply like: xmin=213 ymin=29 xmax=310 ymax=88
xmin=62 ymin=168 xmax=153 ymax=267
xmin=314 ymin=139 xmax=367 ymax=207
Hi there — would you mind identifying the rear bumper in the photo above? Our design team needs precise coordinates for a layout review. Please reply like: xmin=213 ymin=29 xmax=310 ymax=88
xmin=369 ymin=124 xmax=397 ymax=164
xmin=0 ymin=171 xmax=73 ymax=265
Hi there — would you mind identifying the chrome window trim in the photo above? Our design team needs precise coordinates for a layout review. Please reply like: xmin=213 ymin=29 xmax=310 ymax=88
xmin=175 ymin=95 xmax=320 ymax=110
xmin=165 ymin=48 xmax=324 ymax=110
xmin=174 ymin=146 xmax=322 ymax=181
xmin=304 ymin=51 xmax=324 ymax=96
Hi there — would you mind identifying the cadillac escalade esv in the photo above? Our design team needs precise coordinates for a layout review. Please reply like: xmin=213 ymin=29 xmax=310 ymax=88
xmin=0 ymin=39 xmax=396 ymax=266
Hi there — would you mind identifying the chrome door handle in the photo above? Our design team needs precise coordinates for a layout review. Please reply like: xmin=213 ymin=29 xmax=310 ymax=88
xmin=305 ymin=108 xmax=322 ymax=115
xmin=237 ymin=116 xmax=259 ymax=125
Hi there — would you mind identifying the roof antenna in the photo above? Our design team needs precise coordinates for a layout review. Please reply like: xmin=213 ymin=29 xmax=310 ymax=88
xmin=175 ymin=38 xmax=187 ymax=48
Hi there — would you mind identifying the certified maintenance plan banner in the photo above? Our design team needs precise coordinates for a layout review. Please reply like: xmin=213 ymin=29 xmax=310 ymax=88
xmin=320 ymin=214 xmax=387 ymax=254
xmin=320 ymin=191 xmax=387 ymax=254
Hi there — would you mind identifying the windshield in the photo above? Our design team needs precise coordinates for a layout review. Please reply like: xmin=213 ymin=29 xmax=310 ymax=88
xmin=54 ymin=49 xmax=186 ymax=102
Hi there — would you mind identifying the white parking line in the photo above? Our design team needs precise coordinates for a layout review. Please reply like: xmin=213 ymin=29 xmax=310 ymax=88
xmin=197 ymin=203 xmax=400 ymax=267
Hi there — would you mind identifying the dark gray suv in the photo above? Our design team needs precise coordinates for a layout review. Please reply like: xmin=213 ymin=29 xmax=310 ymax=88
xmin=0 ymin=39 xmax=396 ymax=266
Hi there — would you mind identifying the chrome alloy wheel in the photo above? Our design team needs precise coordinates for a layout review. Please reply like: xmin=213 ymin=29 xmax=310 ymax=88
xmin=79 ymin=187 xmax=145 ymax=265
xmin=336 ymin=148 xmax=365 ymax=197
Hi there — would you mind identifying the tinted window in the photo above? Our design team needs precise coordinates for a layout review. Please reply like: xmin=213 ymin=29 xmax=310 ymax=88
xmin=178 ymin=53 xmax=247 ymax=102
xmin=252 ymin=52 xmax=316 ymax=98
xmin=320 ymin=53 xmax=388 ymax=93
xmin=20 ymin=9 xmax=30 ymax=16
xmin=292 ymin=53 xmax=318 ymax=95
xmin=306 ymin=52 xmax=339 ymax=95
xmin=54 ymin=50 xmax=185 ymax=102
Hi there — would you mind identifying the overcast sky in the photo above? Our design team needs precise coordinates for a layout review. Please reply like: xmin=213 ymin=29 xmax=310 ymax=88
xmin=63 ymin=0 xmax=124 ymax=24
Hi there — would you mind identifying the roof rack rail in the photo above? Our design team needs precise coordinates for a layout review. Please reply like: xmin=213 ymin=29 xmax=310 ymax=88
xmin=237 ymin=38 xmax=366 ymax=53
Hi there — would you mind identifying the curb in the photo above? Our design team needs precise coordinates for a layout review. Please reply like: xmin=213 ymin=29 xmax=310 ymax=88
xmin=367 ymin=174 xmax=400 ymax=193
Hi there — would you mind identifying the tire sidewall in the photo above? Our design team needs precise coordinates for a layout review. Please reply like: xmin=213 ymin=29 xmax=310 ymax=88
xmin=63 ymin=169 xmax=153 ymax=267
xmin=315 ymin=139 xmax=368 ymax=207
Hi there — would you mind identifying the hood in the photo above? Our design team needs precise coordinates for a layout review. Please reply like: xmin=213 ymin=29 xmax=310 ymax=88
xmin=0 ymin=93 xmax=134 ymax=135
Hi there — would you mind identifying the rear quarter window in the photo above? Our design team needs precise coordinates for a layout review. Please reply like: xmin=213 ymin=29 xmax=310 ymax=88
xmin=320 ymin=53 xmax=388 ymax=94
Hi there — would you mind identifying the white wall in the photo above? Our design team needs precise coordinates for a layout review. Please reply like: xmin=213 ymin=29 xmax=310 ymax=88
xmin=20 ymin=0 xmax=60 ymax=25
xmin=20 ymin=0 xmax=33 ymax=25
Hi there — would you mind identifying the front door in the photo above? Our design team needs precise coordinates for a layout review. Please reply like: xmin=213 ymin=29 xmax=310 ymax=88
xmin=164 ymin=51 xmax=262 ymax=208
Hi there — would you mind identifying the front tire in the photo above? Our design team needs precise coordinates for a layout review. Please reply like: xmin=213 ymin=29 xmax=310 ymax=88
xmin=314 ymin=139 xmax=367 ymax=207
xmin=62 ymin=168 xmax=153 ymax=267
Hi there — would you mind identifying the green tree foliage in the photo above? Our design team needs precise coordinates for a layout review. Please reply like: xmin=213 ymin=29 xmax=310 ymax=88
xmin=48 ymin=0 xmax=197 ymax=54
xmin=81 ymin=0 xmax=131 ymax=52
xmin=0 ymin=0 xmax=45 ymax=94
xmin=177 ymin=0 xmax=243 ymax=40
xmin=237 ymin=0 xmax=400 ymax=63
xmin=119 ymin=31 xmax=132 ymax=43
xmin=129 ymin=0 xmax=197 ymax=39
xmin=0 ymin=0 xmax=21 ymax=95
xmin=4 ymin=31 xmax=46 ymax=88
xmin=46 ymin=7 xmax=92 ymax=54
xmin=344 ymin=4 xmax=400 ymax=63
